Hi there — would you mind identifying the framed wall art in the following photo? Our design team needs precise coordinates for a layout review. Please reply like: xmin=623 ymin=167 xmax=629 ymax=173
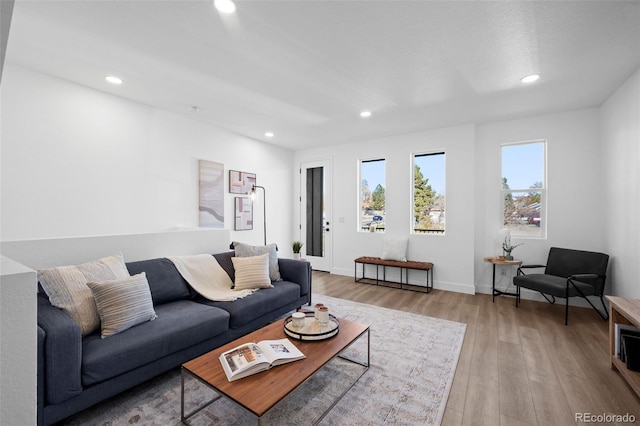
xmin=198 ymin=160 xmax=225 ymax=228
xmin=229 ymin=170 xmax=256 ymax=194
xmin=234 ymin=197 xmax=253 ymax=230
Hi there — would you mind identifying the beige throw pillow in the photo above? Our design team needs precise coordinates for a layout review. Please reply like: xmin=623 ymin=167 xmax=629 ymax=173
xmin=38 ymin=253 xmax=130 ymax=335
xmin=88 ymin=272 xmax=157 ymax=338
xmin=231 ymin=253 xmax=273 ymax=291
xmin=381 ymin=238 xmax=408 ymax=262
xmin=232 ymin=241 xmax=282 ymax=281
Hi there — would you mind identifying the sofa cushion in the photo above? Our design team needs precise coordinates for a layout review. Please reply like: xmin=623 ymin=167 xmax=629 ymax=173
xmin=232 ymin=241 xmax=282 ymax=281
xmin=213 ymin=251 xmax=236 ymax=281
xmin=201 ymin=281 xmax=300 ymax=329
xmin=38 ymin=253 xmax=130 ymax=335
xmin=232 ymin=253 xmax=273 ymax=290
xmin=88 ymin=272 xmax=158 ymax=338
xmin=81 ymin=300 xmax=229 ymax=386
xmin=126 ymin=258 xmax=191 ymax=305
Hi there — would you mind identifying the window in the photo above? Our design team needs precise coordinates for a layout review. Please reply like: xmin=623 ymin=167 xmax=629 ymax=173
xmin=413 ymin=152 xmax=445 ymax=234
xmin=501 ymin=141 xmax=546 ymax=237
xmin=359 ymin=158 xmax=385 ymax=232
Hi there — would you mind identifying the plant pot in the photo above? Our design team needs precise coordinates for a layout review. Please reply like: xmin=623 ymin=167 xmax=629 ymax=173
xmin=504 ymin=255 xmax=513 ymax=260
xmin=293 ymin=253 xmax=301 ymax=260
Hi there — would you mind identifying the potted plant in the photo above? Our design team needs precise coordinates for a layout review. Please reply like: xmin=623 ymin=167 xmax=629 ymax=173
xmin=292 ymin=241 xmax=303 ymax=260
xmin=502 ymin=237 xmax=523 ymax=260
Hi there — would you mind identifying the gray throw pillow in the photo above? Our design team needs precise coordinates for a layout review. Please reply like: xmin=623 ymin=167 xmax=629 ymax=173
xmin=38 ymin=253 xmax=130 ymax=335
xmin=87 ymin=272 xmax=157 ymax=338
xmin=232 ymin=241 xmax=282 ymax=281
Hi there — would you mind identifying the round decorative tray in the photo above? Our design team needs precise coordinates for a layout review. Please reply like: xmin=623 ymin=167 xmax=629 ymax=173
xmin=284 ymin=312 xmax=340 ymax=341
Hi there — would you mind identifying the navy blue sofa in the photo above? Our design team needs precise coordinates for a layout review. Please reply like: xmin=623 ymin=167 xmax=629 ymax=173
xmin=36 ymin=251 xmax=312 ymax=426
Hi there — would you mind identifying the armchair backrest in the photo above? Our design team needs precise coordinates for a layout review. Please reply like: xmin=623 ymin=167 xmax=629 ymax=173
xmin=545 ymin=247 xmax=609 ymax=295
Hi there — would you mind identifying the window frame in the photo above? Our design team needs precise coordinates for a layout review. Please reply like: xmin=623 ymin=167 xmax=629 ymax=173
xmin=411 ymin=151 xmax=446 ymax=236
xmin=500 ymin=140 xmax=547 ymax=239
xmin=358 ymin=157 xmax=386 ymax=233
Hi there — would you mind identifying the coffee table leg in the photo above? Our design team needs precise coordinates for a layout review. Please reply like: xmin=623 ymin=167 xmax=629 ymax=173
xmin=181 ymin=367 xmax=224 ymax=425
xmin=338 ymin=327 xmax=370 ymax=369
xmin=315 ymin=327 xmax=369 ymax=425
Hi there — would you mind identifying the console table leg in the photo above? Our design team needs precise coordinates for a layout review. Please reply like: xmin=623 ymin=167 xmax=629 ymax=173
xmin=492 ymin=264 xmax=496 ymax=302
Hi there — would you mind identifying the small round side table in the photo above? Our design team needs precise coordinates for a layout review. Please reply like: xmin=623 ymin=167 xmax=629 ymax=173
xmin=484 ymin=256 xmax=522 ymax=302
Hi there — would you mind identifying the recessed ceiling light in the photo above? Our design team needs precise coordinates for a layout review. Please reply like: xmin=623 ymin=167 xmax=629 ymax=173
xmin=105 ymin=75 xmax=123 ymax=85
xmin=360 ymin=111 xmax=372 ymax=118
xmin=265 ymin=132 xmax=274 ymax=138
xmin=190 ymin=106 xmax=201 ymax=113
xmin=214 ymin=0 xmax=236 ymax=14
xmin=521 ymin=74 xmax=540 ymax=84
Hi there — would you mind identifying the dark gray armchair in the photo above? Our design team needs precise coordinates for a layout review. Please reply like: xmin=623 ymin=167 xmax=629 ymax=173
xmin=513 ymin=247 xmax=609 ymax=325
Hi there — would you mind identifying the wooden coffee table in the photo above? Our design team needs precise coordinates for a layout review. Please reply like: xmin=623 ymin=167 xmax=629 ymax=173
xmin=181 ymin=316 xmax=370 ymax=425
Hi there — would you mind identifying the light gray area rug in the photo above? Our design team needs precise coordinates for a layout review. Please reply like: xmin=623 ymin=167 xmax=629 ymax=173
xmin=62 ymin=295 xmax=466 ymax=425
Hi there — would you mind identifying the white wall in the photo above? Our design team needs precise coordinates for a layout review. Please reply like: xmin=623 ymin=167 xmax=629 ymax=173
xmin=0 ymin=256 xmax=36 ymax=426
xmin=474 ymin=108 xmax=606 ymax=296
xmin=602 ymin=69 xmax=640 ymax=298
xmin=1 ymin=229 xmax=231 ymax=269
xmin=1 ymin=64 xmax=294 ymax=252
xmin=294 ymin=108 xmax=609 ymax=298
xmin=294 ymin=124 xmax=476 ymax=294
xmin=2 ymin=63 xmax=637 ymax=299
xmin=0 ymin=65 xmax=295 ymax=425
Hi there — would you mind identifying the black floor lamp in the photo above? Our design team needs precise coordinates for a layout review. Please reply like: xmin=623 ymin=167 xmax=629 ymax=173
xmin=250 ymin=184 xmax=267 ymax=245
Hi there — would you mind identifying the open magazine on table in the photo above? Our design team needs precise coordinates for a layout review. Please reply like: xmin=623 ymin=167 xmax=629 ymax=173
xmin=219 ymin=338 xmax=306 ymax=381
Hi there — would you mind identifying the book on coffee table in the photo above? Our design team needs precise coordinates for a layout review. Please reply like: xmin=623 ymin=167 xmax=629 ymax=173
xmin=219 ymin=338 xmax=305 ymax=381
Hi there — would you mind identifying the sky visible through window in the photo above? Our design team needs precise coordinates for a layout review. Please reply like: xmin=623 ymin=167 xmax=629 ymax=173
xmin=415 ymin=154 xmax=445 ymax=195
xmin=502 ymin=142 xmax=545 ymax=189
xmin=361 ymin=159 xmax=385 ymax=190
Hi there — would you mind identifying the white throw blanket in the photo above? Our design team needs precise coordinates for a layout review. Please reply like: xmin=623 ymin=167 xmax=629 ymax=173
xmin=167 ymin=255 xmax=255 ymax=301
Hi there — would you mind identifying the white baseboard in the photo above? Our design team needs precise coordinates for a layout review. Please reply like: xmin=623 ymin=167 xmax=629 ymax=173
xmin=330 ymin=267 xmax=475 ymax=295
xmin=332 ymin=266 xmax=355 ymax=277
xmin=435 ymin=280 xmax=476 ymax=294
xmin=331 ymin=267 xmax=603 ymax=306
xmin=476 ymin=282 xmax=603 ymax=309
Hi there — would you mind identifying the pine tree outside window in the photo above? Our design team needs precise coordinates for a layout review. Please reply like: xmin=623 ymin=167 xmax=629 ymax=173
xmin=412 ymin=152 xmax=445 ymax=234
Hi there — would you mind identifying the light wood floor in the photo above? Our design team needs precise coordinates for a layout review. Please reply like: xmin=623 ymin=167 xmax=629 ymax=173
xmin=312 ymin=271 xmax=640 ymax=426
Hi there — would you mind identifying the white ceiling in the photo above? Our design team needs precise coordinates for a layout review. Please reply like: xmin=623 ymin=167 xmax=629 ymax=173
xmin=5 ymin=0 xmax=640 ymax=150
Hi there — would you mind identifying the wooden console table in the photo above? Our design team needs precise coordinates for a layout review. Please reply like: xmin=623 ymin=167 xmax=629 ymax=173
xmin=606 ymin=296 xmax=640 ymax=398
xmin=354 ymin=256 xmax=433 ymax=293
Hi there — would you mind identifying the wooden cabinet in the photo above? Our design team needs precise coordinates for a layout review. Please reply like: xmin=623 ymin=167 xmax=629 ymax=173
xmin=607 ymin=296 xmax=640 ymax=397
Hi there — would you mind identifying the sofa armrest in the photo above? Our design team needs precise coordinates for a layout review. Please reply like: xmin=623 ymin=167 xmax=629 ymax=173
xmin=278 ymin=259 xmax=312 ymax=299
xmin=37 ymin=295 xmax=83 ymax=404
xmin=37 ymin=326 xmax=45 ymax=426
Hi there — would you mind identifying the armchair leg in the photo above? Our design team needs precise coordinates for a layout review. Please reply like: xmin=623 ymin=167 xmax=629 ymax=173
xmin=567 ymin=279 xmax=610 ymax=323
xmin=565 ymin=284 xmax=570 ymax=325
xmin=599 ymin=295 xmax=609 ymax=320
xmin=581 ymin=294 xmax=609 ymax=321
xmin=540 ymin=293 xmax=556 ymax=304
